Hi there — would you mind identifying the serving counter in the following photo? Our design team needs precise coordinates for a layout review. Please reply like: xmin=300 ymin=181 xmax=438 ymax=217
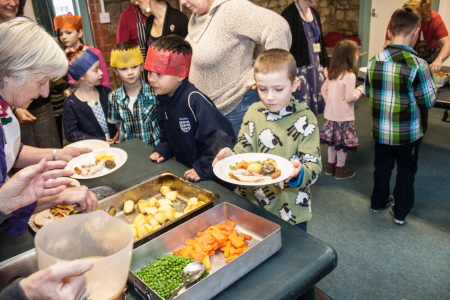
xmin=0 ymin=139 xmax=337 ymax=300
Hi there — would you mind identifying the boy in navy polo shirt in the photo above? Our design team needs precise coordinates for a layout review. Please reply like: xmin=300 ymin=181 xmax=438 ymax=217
xmin=147 ymin=35 xmax=235 ymax=182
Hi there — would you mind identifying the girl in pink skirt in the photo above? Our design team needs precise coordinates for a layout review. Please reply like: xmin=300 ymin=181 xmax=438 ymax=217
xmin=320 ymin=40 xmax=364 ymax=180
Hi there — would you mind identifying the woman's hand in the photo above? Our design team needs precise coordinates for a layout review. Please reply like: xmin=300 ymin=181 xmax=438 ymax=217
xmin=20 ymin=259 xmax=94 ymax=300
xmin=15 ymin=108 xmax=37 ymax=124
xmin=49 ymin=186 xmax=98 ymax=213
xmin=429 ymin=59 xmax=444 ymax=73
xmin=284 ymin=159 xmax=302 ymax=183
xmin=0 ymin=159 xmax=73 ymax=215
xmin=184 ymin=168 xmax=201 ymax=182
xmin=212 ymin=148 xmax=234 ymax=167
xmin=244 ymin=80 xmax=257 ymax=90
xmin=150 ymin=152 xmax=165 ymax=163
xmin=56 ymin=147 xmax=92 ymax=162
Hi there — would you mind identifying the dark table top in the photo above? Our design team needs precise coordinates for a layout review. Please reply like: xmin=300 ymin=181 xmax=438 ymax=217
xmin=0 ymin=139 xmax=337 ymax=300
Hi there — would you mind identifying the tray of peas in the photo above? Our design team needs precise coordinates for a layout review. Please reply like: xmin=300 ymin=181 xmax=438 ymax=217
xmin=129 ymin=202 xmax=282 ymax=300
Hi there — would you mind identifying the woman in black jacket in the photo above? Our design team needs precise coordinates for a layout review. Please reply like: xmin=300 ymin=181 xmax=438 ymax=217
xmin=145 ymin=0 xmax=188 ymax=48
xmin=282 ymin=0 xmax=329 ymax=116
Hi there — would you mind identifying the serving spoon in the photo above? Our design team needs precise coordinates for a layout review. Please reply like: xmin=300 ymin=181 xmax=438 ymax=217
xmin=166 ymin=262 xmax=205 ymax=300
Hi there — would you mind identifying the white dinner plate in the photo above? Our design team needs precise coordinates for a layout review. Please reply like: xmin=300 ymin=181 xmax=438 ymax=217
xmin=213 ymin=153 xmax=294 ymax=186
xmin=66 ymin=148 xmax=127 ymax=179
xmin=64 ymin=139 xmax=110 ymax=150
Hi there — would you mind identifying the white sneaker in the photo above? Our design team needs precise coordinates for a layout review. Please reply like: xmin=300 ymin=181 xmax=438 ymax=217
xmin=389 ymin=204 xmax=405 ymax=225
xmin=371 ymin=195 xmax=395 ymax=212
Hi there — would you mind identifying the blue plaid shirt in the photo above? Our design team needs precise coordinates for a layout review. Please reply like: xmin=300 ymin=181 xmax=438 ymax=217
xmin=108 ymin=80 xmax=159 ymax=146
xmin=364 ymin=44 xmax=436 ymax=145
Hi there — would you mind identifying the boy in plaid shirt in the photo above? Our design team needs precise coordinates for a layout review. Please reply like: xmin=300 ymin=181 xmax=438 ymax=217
xmin=108 ymin=42 xmax=159 ymax=146
xmin=364 ymin=7 xmax=436 ymax=225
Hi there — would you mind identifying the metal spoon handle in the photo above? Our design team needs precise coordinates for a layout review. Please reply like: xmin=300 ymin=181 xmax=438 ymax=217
xmin=166 ymin=284 xmax=184 ymax=300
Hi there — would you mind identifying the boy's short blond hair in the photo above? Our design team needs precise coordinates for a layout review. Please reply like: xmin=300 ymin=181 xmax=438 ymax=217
xmin=389 ymin=7 xmax=421 ymax=37
xmin=254 ymin=49 xmax=297 ymax=83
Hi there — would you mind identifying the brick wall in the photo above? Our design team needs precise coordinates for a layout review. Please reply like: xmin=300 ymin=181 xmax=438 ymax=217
xmin=86 ymin=0 xmax=118 ymax=88
xmin=86 ymin=0 xmax=359 ymax=86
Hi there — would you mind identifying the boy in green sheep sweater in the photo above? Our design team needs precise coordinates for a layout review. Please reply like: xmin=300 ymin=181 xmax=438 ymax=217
xmin=213 ymin=49 xmax=322 ymax=231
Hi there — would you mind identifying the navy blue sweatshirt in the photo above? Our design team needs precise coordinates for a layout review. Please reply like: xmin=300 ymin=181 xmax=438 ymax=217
xmin=154 ymin=79 xmax=235 ymax=180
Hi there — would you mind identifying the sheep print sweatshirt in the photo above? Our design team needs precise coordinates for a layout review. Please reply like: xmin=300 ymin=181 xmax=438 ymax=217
xmin=233 ymin=98 xmax=322 ymax=224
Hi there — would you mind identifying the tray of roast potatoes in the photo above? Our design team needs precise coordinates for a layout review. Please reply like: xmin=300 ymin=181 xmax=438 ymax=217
xmin=96 ymin=172 xmax=219 ymax=247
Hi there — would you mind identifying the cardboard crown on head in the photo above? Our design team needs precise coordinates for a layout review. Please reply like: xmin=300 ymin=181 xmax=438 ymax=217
xmin=144 ymin=47 xmax=192 ymax=77
xmin=53 ymin=13 xmax=83 ymax=31
xmin=110 ymin=46 xmax=144 ymax=68
xmin=68 ymin=48 xmax=99 ymax=81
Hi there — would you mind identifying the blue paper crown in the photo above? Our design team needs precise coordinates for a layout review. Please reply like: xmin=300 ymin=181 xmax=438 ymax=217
xmin=68 ymin=48 xmax=99 ymax=80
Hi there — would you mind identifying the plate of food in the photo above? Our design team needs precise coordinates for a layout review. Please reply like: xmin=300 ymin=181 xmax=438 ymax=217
xmin=64 ymin=139 xmax=110 ymax=150
xmin=213 ymin=153 xmax=294 ymax=186
xmin=29 ymin=185 xmax=117 ymax=232
xmin=66 ymin=148 xmax=127 ymax=179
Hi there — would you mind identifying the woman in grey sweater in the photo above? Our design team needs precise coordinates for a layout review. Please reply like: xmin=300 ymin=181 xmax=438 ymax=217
xmin=182 ymin=0 xmax=292 ymax=136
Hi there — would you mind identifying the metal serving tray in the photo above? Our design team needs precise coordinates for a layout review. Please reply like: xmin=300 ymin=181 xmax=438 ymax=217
xmin=97 ymin=172 xmax=220 ymax=248
xmin=0 ymin=249 xmax=37 ymax=291
xmin=129 ymin=202 xmax=282 ymax=300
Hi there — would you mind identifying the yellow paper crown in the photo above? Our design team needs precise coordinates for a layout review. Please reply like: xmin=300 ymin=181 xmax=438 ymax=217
xmin=110 ymin=46 xmax=144 ymax=68
xmin=53 ymin=13 xmax=83 ymax=31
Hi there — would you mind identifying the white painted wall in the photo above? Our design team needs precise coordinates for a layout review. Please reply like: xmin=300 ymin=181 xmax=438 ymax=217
xmin=438 ymin=0 xmax=450 ymax=67
xmin=24 ymin=1 xmax=36 ymax=21
xmin=368 ymin=0 xmax=404 ymax=60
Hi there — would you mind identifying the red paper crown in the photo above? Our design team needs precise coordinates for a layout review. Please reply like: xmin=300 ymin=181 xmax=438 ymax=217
xmin=144 ymin=47 xmax=192 ymax=77
xmin=53 ymin=13 xmax=83 ymax=31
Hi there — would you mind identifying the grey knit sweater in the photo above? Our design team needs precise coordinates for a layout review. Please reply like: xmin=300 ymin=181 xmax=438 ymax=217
xmin=186 ymin=0 xmax=292 ymax=115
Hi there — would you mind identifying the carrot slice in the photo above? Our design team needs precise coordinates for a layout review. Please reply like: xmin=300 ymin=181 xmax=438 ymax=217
xmin=228 ymin=234 xmax=245 ymax=248
xmin=209 ymin=231 xmax=227 ymax=244
xmin=224 ymin=240 xmax=231 ymax=258
xmin=225 ymin=219 xmax=236 ymax=228
xmin=184 ymin=239 xmax=197 ymax=246
xmin=202 ymin=255 xmax=211 ymax=270
xmin=225 ymin=254 xmax=239 ymax=263
xmin=193 ymin=252 xmax=204 ymax=262
xmin=239 ymin=233 xmax=252 ymax=240
xmin=173 ymin=247 xmax=184 ymax=255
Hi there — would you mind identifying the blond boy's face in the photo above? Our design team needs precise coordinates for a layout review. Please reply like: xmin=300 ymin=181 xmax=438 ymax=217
xmin=113 ymin=65 xmax=142 ymax=85
xmin=255 ymin=70 xmax=299 ymax=113
xmin=147 ymin=71 xmax=184 ymax=97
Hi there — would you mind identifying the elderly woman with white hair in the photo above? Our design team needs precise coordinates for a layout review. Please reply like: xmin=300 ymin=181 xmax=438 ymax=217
xmin=0 ymin=18 xmax=98 ymax=300
xmin=0 ymin=17 xmax=97 ymax=236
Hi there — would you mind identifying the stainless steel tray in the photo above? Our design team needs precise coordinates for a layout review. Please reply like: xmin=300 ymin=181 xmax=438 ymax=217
xmin=0 ymin=249 xmax=37 ymax=291
xmin=129 ymin=202 xmax=282 ymax=300
xmin=97 ymin=172 xmax=220 ymax=248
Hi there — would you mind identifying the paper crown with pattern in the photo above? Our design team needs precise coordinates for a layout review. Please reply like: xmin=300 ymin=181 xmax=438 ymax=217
xmin=68 ymin=48 xmax=99 ymax=81
xmin=144 ymin=47 xmax=192 ymax=77
xmin=110 ymin=46 xmax=144 ymax=68
xmin=53 ymin=13 xmax=83 ymax=31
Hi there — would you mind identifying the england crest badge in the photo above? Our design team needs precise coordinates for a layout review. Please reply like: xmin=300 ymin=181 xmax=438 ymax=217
xmin=179 ymin=117 xmax=191 ymax=132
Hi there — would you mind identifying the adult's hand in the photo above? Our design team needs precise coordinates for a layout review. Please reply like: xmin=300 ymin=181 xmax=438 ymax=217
xmin=244 ymin=80 xmax=257 ymax=90
xmin=50 ymin=186 xmax=98 ymax=213
xmin=20 ymin=259 xmax=94 ymax=300
xmin=56 ymin=147 xmax=92 ymax=162
xmin=212 ymin=147 xmax=234 ymax=167
xmin=15 ymin=108 xmax=36 ymax=124
xmin=0 ymin=158 xmax=73 ymax=215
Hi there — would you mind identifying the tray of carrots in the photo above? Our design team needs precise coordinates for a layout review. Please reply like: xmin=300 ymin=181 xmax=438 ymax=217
xmin=129 ymin=202 xmax=282 ymax=300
